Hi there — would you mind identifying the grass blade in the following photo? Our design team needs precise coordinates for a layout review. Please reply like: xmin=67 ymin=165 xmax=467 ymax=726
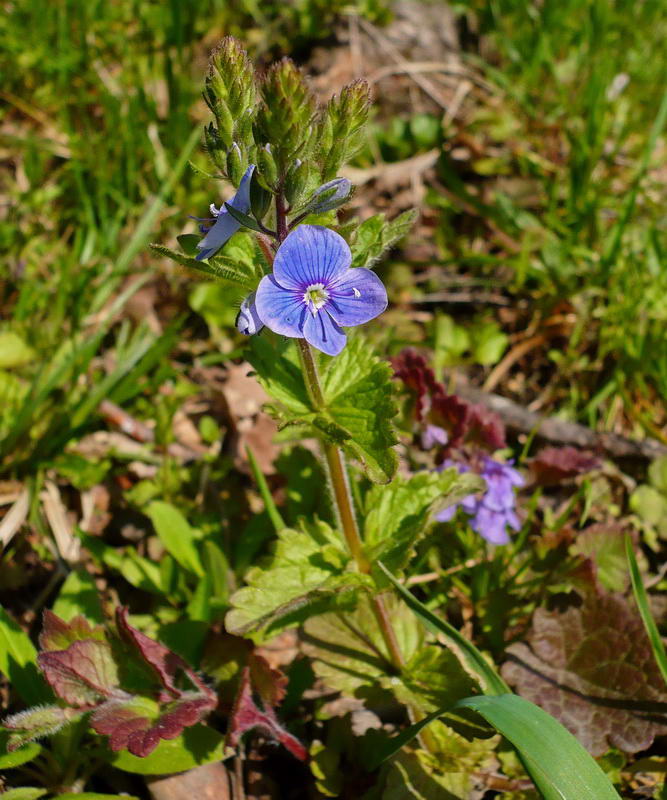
xmin=246 ymin=446 xmax=285 ymax=533
xmin=625 ymin=534 xmax=667 ymax=687
xmin=377 ymin=561 xmax=509 ymax=695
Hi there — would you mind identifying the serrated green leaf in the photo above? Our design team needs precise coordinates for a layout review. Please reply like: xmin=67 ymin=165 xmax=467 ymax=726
xmin=364 ymin=470 xmax=484 ymax=571
xmin=149 ymin=243 xmax=257 ymax=291
xmin=351 ymin=209 xmax=418 ymax=269
xmin=109 ymin=723 xmax=225 ymax=775
xmin=317 ymin=335 xmax=398 ymax=483
xmin=247 ymin=336 xmax=312 ymax=417
xmin=249 ymin=335 xmax=398 ymax=483
xmin=146 ymin=501 xmax=204 ymax=577
xmin=226 ymin=523 xmax=366 ymax=641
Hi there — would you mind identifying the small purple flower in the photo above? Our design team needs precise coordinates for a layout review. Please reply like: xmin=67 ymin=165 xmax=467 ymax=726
xmin=254 ymin=225 xmax=387 ymax=356
xmin=195 ymin=164 xmax=255 ymax=261
xmin=422 ymin=424 xmax=448 ymax=450
xmin=236 ymin=291 xmax=264 ymax=336
xmin=437 ymin=456 xmax=524 ymax=545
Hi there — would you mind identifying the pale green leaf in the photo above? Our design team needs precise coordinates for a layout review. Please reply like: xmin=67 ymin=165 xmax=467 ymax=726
xmin=0 ymin=788 xmax=47 ymax=800
xmin=0 ymin=331 xmax=36 ymax=369
xmin=351 ymin=209 xmax=418 ymax=269
xmin=149 ymin=244 xmax=257 ymax=291
xmin=364 ymin=470 xmax=484 ymax=570
xmin=52 ymin=568 xmax=104 ymax=623
xmin=0 ymin=735 xmax=41 ymax=769
xmin=146 ymin=501 xmax=204 ymax=577
xmin=226 ymin=523 xmax=366 ymax=641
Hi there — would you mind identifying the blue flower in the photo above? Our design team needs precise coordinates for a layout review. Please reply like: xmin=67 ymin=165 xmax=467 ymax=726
xmin=236 ymin=291 xmax=264 ymax=336
xmin=436 ymin=456 xmax=524 ymax=545
xmin=195 ymin=164 xmax=255 ymax=261
xmin=254 ymin=225 xmax=387 ymax=356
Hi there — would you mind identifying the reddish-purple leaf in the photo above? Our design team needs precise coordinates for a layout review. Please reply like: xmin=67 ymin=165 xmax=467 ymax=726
xmin=530 ymin=446 xmax=600 ymax=486
xmin=116 ymin=607 xmax=189 ymax=698
xmin=502 ymin=592 xmax=667 ymax=755
xmin=248 ymin=653 xmax=288 ymax=708
xmin=227 ymin=667 xmax=307 ymax=762
xmin=38 ymin=639 xmax=119 ymax=707
xmin=392 ymin=348 xmax=506 ymax=455
xmin=39 ymin=609 xmax=106 ymax=652
xmin=92 ymin=690 xmax=217 ymax=757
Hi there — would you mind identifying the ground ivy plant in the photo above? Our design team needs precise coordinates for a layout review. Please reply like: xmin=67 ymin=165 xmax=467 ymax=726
xmin=2 ymin=37 xmax=624 ymax=799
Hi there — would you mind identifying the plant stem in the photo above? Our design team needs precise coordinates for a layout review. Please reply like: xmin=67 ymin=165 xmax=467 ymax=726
xmin=296 ymin=338 xmax=405 ymax=671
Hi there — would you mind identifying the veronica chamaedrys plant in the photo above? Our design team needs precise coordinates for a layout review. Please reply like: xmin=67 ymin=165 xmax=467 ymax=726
xmin=254 ymin=224 xmax=387 ymax=355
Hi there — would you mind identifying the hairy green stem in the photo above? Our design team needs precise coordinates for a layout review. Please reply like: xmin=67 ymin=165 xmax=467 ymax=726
xmin=296 ymin=338 xmax=405 ymax=671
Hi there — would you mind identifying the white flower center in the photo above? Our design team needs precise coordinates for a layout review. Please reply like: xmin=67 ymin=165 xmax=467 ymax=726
xmin=303 ymin=282 xmax=329 ymax=313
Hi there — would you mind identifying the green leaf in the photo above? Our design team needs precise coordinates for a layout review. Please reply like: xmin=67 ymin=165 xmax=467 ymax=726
xmin=109 ymin=724 xmax=225 ymax=775
xmin=0 ymin=331 xmax=36 ymax=369
xmin=247 ymin=445 xmax=285 ymax=532
xmin=0 ymin=606 xmax=51 ymax=705
xmin=223 ymin=201 xmax=263 ymax=232
xmin=364 ymin=470 xmax=484 ymax=571
xmin=0 ymin=788 xmax=47 ymax=800
xmin=146 ymin=501 xmax=204 ymax=577
xmin=0 ymin=734 xmax=41 ymax=769
xmin=626 ymin=534 xmax=667 ymax=688
xmin=246 ymin=336 xmax=312 ymax=418
xmin=302 ymin=592 xmax=423 ymax=698
xmin=149 ymin=243 xmax=257 ymax=292
xmin=317 ymin=335 xmax=399 ymax=483
xmin=57 ymin=795 xmax=140 ymax=800
xmin=630 ymin=484 xmax=667 ymax=539
xmin=376 ymin=563 xmax=509 ymax=696
xmin=52 ymin=568 xmax=104 ymax=624
xmin=456 ymin=695 xmax=622 ymax=800
xmin=370 ymin=694 xmax=622 ymax=800
xmin=350 ymin=209 xmax=417 ymax=269
xmin=249 ymin=335 xmax=398 ymax=483
xmin=226 ymin=523 xmax=367 ymax=641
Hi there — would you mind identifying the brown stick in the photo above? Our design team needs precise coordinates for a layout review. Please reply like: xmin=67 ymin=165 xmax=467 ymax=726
xmin=454 ymin=381 xmax=667 ymax=463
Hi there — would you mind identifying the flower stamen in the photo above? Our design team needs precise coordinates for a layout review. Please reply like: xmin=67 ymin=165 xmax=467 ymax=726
xmin=303 ymin=282 xmax=329 ymax=313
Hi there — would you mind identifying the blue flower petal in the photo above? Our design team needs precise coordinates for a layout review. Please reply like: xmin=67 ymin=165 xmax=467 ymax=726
xmin=196 ymin=165 xmax=255 ymax=261
xmin=303 ymin=311 xmax=346 ymax=356
xmin=326 ymin=268 xmax=388 ymax=327
xmin=255 ymin=274 xmax=306 ymax=338
xmin=273 ymin=225 xmax=350 ymax=290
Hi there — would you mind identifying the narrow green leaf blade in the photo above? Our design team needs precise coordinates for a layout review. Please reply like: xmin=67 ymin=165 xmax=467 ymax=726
xmin=456 ymin=695 xmax=622 ymax=800
xmin=377 ymin=562 xmax=509 ymax=695
xmin=0 ymin=607 xmax=51 ymax=705
xmin=146 ymin=501 xmax=204 ymax=577
xmin=626 ymin=534 xmax=667 ymax=687
xmin=246 ymin=445 xmax=285 ymax=532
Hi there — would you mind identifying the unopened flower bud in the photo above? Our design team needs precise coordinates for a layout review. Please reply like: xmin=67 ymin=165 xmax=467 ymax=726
xmin=302 ymin=177 xmax=352 ymax=214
